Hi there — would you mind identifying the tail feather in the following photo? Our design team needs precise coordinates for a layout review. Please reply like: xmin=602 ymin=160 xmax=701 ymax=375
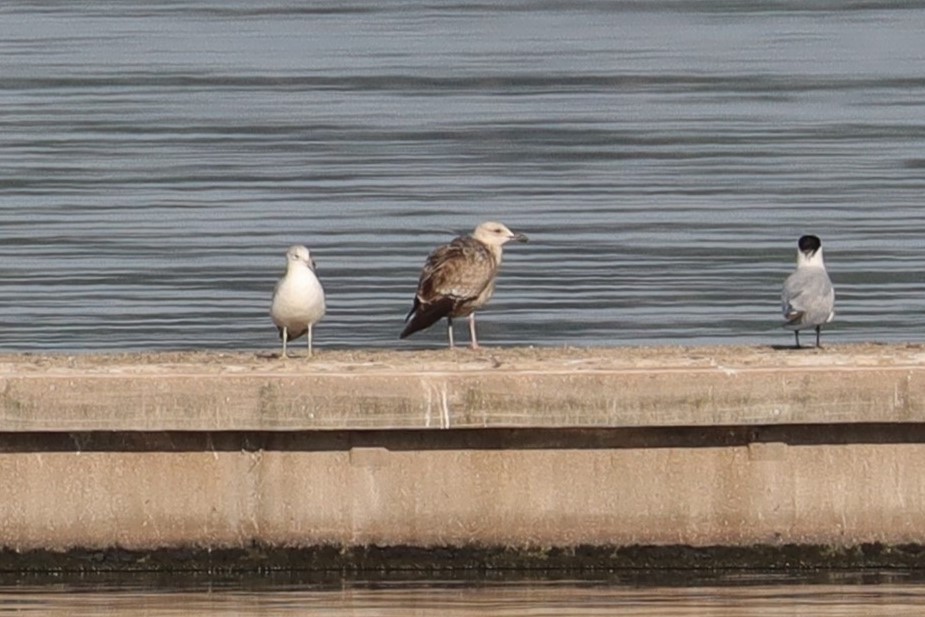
xmin=400 ymin=296 xmax=455 ymax=339
xmin=278 ymin=326 xmax=307 ymax=342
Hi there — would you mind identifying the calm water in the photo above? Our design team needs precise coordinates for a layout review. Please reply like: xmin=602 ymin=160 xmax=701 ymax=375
xmin=2 ymin=1 xmax=925 ymax=351
xmin=5 ymin=581 xmax=925 ymax=616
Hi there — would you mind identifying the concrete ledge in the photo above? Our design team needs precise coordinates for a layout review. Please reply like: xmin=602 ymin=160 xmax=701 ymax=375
xmin=2 ymin=344 xmax=924 ymax=431
xmin=2 ymin=344 xmax=925 ymax=571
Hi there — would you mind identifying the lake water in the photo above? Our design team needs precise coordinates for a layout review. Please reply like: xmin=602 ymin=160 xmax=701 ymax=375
xmin=5 ymin=579 xmax=925 ymax=616
xmin=1 ymin=1 xmax=924 ymax=351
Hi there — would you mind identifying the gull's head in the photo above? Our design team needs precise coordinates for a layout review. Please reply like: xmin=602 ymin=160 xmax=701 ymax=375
xmin=286 ymin=244 xmax=316 ymax=271
xmin=796 ymin=234 xmax=824 ymax=267
xmin=472 ymin=221 xmax=529 ymax=247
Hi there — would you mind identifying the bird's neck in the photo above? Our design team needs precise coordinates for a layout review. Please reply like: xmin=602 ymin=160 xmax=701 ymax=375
xmin=484 ymin=242 xmax=504 ymax=266
xmin=287 ymin=263 xmax=313 ymax=277
xmin=797 ymin=249 xmax=825 ymax=269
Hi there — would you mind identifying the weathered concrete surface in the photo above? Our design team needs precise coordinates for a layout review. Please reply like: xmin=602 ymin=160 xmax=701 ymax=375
xmin=1 ymin=344 xmax=925 ymax=569
xmin=4 ymin=434 xmax=925 ymax=552
xmin=1 ymin=343 xmax=924 ymax=430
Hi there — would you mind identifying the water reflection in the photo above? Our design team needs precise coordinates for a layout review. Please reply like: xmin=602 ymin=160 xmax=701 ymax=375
xmin=4 ymin=579 xmax=925 ymax=616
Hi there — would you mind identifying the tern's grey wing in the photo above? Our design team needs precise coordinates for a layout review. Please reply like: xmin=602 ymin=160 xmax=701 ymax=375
xmin=782 ymin=268 xmax=834 ymax=324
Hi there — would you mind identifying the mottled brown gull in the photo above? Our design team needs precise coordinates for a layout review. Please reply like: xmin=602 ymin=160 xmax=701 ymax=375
xmin=270 ymin=245 xmax=326 ymax=358
xmin=781 ymin=234 xmax=835 ymax=348
xmin=400 ymin=221 xmax=528 ymax=349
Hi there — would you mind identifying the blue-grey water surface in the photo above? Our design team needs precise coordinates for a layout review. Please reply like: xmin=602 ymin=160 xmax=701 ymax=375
xmin=2 ymin=1 xmax=925 ymax=351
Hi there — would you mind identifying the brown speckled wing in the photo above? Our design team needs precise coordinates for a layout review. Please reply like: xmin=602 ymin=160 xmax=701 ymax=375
xmin=418 ymin=236 xmax=497 ymax=304
xmin=399 ymin=235 xmax=500 ymax=340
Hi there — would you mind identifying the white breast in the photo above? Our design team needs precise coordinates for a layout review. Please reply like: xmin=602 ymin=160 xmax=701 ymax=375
xmin=270 ymin=266 xmax=326 ymax=329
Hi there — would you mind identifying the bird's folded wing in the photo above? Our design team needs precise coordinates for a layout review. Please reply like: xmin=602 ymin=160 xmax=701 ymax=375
xmin=782 ymin=270 xmax=833 ymax=319
xmin=419 ymin=238 xmax=496 ymax=301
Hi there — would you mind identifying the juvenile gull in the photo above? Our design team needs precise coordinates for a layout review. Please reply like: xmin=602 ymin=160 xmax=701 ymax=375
xmin=400 ymin=221 xmax=528 ymax=349
xmin=270 ymin=245 xmax=326 ymax=358
xmin=781 ymin=234 xmax=835 ymax=348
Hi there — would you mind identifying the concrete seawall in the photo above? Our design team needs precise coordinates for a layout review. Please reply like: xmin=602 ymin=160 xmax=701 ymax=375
xmin=2 ymin=344 xmax=925 ymax=572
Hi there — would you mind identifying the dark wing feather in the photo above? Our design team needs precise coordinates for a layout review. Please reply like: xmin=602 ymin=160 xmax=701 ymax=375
xmin=278 ymin=325 xmax=307 ymax=341
xmin=400 ymin=295 xmax=456 ymax=338
xmin=400 ymin=236 xmax=497 ymax=339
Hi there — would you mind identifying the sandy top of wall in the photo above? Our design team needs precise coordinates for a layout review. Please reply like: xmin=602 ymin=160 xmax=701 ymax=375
xmin=0 ymin=342 xmax=922 ymax=376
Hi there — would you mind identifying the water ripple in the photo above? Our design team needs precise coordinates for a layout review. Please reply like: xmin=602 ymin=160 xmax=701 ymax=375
xmin=1 ymin=1 xmax=925 ymax=351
